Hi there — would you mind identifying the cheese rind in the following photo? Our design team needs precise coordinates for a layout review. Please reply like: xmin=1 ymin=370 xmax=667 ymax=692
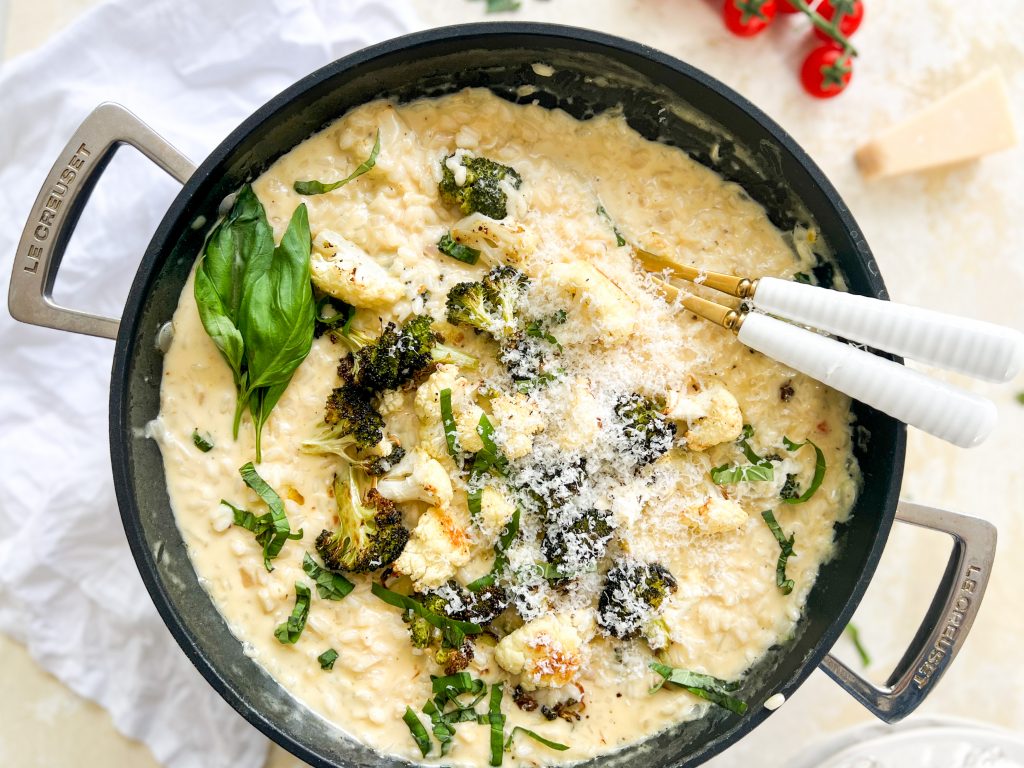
xmin=855 ymin=69 xmax=1017 ymax=181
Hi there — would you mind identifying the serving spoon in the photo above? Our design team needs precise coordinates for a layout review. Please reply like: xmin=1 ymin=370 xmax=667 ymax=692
xmin=636 ymin=249 xmax=1024 ymax=449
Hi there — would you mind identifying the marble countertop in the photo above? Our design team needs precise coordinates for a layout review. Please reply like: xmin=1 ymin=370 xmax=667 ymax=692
xmin=3 ymin=1 xmax=1022 ymax=767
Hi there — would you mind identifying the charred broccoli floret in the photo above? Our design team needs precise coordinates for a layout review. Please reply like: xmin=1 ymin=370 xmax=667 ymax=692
xmin=446 ymin=266 xmax=529 ymax=340
xmin=439 ymin=153 xmax=522 ymax=220
xmin=301 ymin=384 xmax=385 ymax=462
xmin=365 ymin=445 xmax=406 ymax=476
xmin=340 ymin=315 xmax=477 ymax=393
xmin=597 ymin=560 xmax=677 ymax=639
xmin=541 ymin=507 xmax=614 ymax=579
xmin=614 ymin=393 xmax=677 ymax=467
xmin=400 ymin=586 xmax=489 ymax=675
xmin=314 ymin=467 xmax=410 ymax=573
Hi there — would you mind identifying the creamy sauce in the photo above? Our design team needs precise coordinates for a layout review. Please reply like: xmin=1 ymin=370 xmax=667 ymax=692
xmin=156 ymin=89 xmax=859 ymax=766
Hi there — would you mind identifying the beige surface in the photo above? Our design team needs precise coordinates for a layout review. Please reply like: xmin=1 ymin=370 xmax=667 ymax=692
xmin=3 ymin=0 xmax=1023 ymax=767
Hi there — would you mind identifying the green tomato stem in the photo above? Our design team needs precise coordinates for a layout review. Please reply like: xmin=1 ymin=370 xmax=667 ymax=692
xmin=788 ymin=0 xmax=859 ymax=57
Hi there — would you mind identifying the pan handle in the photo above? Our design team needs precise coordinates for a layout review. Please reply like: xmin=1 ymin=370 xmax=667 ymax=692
xmin=7 ymin=102 xmax=196 ymax=339
xmin=820 ymin=501 xmax=996 ymax=723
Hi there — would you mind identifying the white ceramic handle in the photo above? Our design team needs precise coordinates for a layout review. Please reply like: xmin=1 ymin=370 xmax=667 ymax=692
xmin=737 ymin=312 xmax=997 ymax=448
xmin=754 ymin=277 xmax=1024 ymax=383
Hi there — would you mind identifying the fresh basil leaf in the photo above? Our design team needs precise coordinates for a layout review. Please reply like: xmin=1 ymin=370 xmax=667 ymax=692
xmin=294 ymin=129 xmax=381 ymax=195
xmin=845 ymin=623 xmax=871 ymax=667
xmin=249 ymin=378 xmax=292 ymax=464
xmin=191 ymin=429 xmax=214 ymax=452
xmin=793 ymin=272 xmax=813 ymax=284
xmin=422 ymin=698 xmax=456 ymax=755
xmin=302 ymin=553 xmax=354 ymax=600
xmin=467 ymin=507 xmax=520 ymax=592
xmin=200 ymin=185 xmax=275 ymax=322
xmin=403 ymin=706 xmax=432 ymax=757
xmin=239 ymin=203 xmax=315 ymax=390
xmin=761 ymin=509 xmax=796 ymax=595
xmin=504 ymin=726 xmax=569 ymax=753
xmin=780 ymin=436 xmax=826 ymax=504
xmin=238 ymin=462 xmax=302 ymax=570
xmin=438 ymin=232 xmax=481 ymax=265
xmin=431 ymin=672 xmax=483 ymax=699
xmin=485 ymin=0 xmax=521 ymax=10
xmin=649 ymin=662 xmax=748 ymax=715
xmin=370 ymin=583 xmax=482 ymax=648
xmin=274 ymin=582 xmax=311 ymax=644
xmin=314 ymin=295 xmax=354 ymax=334
xmin=474 ymin=413 xmax=507 ymax=475
xmin=318 ymin=648 xmax=339 ymax=670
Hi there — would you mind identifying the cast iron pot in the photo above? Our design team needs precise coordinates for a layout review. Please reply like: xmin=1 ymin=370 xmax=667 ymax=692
xmin=8 ymin=23 xmax=997 ymax=768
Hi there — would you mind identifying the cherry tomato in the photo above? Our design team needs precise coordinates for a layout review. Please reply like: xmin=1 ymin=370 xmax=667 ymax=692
xmin=800 ymin=45 xmax=853 ymax=98
xmin=813 ymin=0 xmax=864 ymax=41
xmin=723 ymin=0 xmax=777 ymax=37
xmin=777 ymin=0 xmax=802 ymax=13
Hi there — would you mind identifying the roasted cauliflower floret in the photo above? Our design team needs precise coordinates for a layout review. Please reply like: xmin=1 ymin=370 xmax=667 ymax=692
xmin=476 ymin=484 xmax=517 ymax=542
xmin=449 ymin=213 xmax=537 ymax=266
xmin=680 ymin=494 xmax=748 ymax=535
xmin=665 ymin=383 xmax=743 ymax=452
xmin=413 ymin=365 xmax=485 ymax=460
xmin=376 ymin=447 xmax=454 ymax=508
xmin=493 ymin=614 xmax=583 ymax=690
xmin=394 ymin=505 xmax=472 ymax=590
xmin=543 ymin=261 xmax=637 ymax=343
xmin=490 ymin=392 xmax=545 ymax=460
xmin=309 ymin=229 xmax=404 ymax=309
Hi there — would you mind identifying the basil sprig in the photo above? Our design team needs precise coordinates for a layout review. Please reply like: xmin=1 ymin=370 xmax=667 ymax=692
xmin=438 ymin=232 xmax=481 ymax=265
xmin=194 ymin=186 xmax=314 ymax=462
xmin=371 ymin=583 xmax=482 ymax=647
xmin=467 ymin=507 xmax=521 ymax=592
xmin=780 ymin=436 xmax=827 ymax=504
xmin=318 ymin=649 xmax=338 ymax=670
xmin=403 ymin=707 xmax=432 ymax=757
xmin=649 ymin=662 xmax=748 ymax=715
xmin=762 ymin=509 xmax=796 ymax=594
xmin=191 ymin=428 xmax=214 ymax=452
xmin=302 ymin=553 xmax=354 ymax=600
xmin=227 ymin=462 xmax=302 ymax=571
xmin=294 ymin=129 xmax=380 ymax=195
xmin=274 ymin=582 xmax=311 ymax=644
xmin=711 ymin=424 xmax=775 ymax=485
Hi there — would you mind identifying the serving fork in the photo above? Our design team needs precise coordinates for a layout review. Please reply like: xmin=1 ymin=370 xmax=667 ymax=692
xmin=636 ymin=249 xmax=1024 ymax=449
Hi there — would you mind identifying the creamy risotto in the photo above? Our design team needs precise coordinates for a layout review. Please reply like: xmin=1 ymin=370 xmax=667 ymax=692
xmin=155 ymin=88 xmax=860 ymax=766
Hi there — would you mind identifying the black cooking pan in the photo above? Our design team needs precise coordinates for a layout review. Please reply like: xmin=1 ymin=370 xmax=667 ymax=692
xmin=8 ymin=23 xmax=996 ymax=768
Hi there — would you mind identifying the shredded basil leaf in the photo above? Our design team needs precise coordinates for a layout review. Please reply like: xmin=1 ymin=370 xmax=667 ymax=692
xmin=432 ymin=672 xmax=482 ymax=699
xmin=274 ymin=582 xmax=311 ymax=644
xmin=649 ymin=662 xmax=748 ymax=715
xmin=596 ymin=204 xmax=627 ymax=247
xmin=780 ymin=436 xmax=826 ymax=503
xmin=793 ymin=271 xmax=813 ymax=284
xmin=294 ymin=129 xmax=380 ymax=195
xmin=504 ymin=726 xmax=570 ymax=753
xmin=371 ymin=583 xmax=482 ymax=648
xmin=422 ymin=698 xmax=456 ymax=755
xmin=711 ymin=424 xmax=774 ymax=485
xmin=302 ymin=553 xmax=354 ymax=600
xmin=438 ymin=232 xmax=481 ymax=265
xmin=317 ymin=648 xmax=338 ymax=670
xmin=191 ymin=429 xmax=214 ymax=452
xmin=845 ymin=623 xmax=871 ymax=667
xmin=314 ymin=295 xmax=353 ymax=332
xmin=467 ymin=507 xmax=521 ymax=592
xmin=485 ymin=683 xmax=506 ymax=766
xmin=1016 ymin=392 xmax=1024 ymax=405
xmin=403 ymin=706 xmax=432 ymax=757
xmin=236 ymin=462 xmax=302 ymax=570
xmin=467 ymin=414 xmax=509 ymax=517
xmin=762 ymin=510 xmax=796 ymax=595
xmin=439 ymin=388 xmax=461 ymax=457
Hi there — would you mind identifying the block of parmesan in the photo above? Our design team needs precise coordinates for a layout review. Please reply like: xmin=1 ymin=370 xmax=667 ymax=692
xmin=855 ymin=69 xmax=1017 ymax=181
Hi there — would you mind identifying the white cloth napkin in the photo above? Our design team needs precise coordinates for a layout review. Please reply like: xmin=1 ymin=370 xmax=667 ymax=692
xmin=0 ymin=1 xmax=419 ymax=766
